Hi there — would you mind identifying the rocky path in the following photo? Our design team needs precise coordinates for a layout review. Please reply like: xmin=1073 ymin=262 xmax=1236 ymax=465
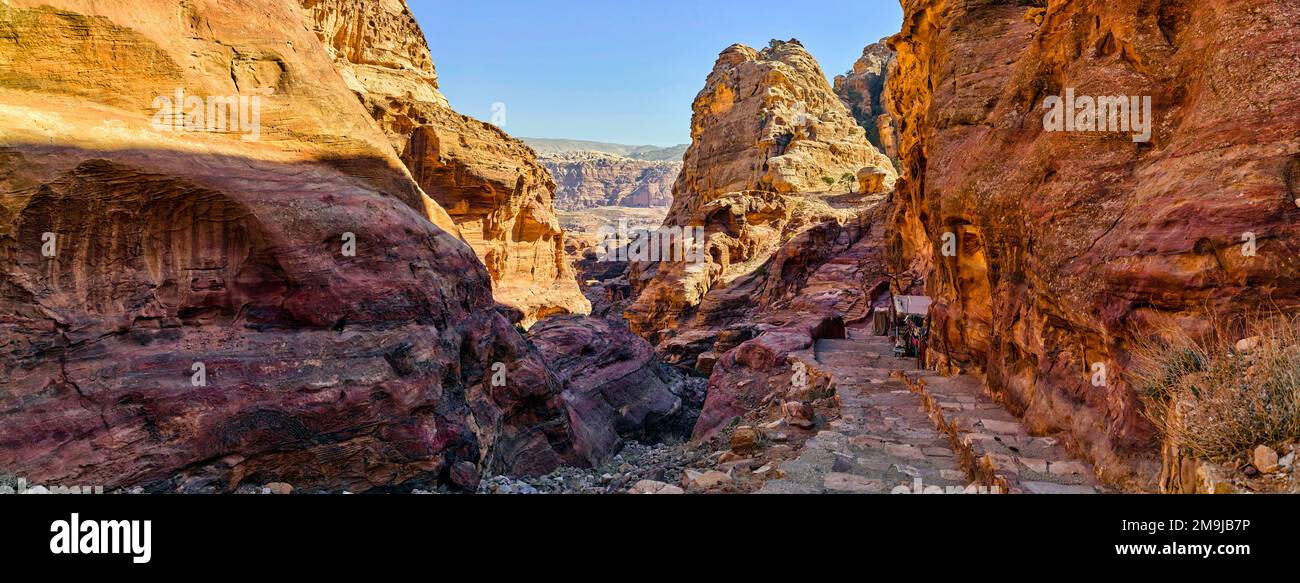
xmin=758 ymin=327 xmax=1103 ymax=494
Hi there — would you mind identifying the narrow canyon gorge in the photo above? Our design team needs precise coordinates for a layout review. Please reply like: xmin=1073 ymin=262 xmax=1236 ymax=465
xmin=1 ymin=0 xmax=1296 ymax=496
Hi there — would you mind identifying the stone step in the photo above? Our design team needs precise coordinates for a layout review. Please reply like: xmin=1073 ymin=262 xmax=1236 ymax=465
xmin=897 ymin=371 xmax=1105 ymax=494
xmin=758 ymin=338 xmax=978 ymax=494
xmin=760 ymin=333 xmax=1107 ymax=495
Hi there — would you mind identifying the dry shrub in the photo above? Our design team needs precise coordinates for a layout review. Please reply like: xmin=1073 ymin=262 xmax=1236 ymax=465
xmin=1130 ymin=314 xmax=1300 ymax=462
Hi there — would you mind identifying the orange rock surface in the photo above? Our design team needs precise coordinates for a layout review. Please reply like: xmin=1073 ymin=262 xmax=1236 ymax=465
xmin=300 ymin=0 xmax=589 ymax=328
xmin=0 ymin=0 xmax=583 ymax=492
xmin=625 ymin=40 xmax=896 ymax=347
xmin=887 ymin=0 xmax=1300 ymax=488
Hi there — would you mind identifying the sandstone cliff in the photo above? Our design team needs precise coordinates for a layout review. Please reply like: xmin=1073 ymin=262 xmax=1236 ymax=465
xmin=834 ymin=40 xmax=899 ymax=162
xmin=625 ymin=40 xmax=896 ymax=350
xmin=0 ymin=0 xmax=583 ymax=492
xmin=663 ymin=40 xmax=894 ymax=223
xmin=887 ymin=0 xmax=1300 ymax=489
xmin=299 ymin=0 xmax=589 ymax=327
xmin=540 ymin=151 xmax=679 ymax=209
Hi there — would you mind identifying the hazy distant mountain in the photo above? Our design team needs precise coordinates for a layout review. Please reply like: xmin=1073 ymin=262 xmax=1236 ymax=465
xmin=522 ymin=138 xmax=689 ymax=162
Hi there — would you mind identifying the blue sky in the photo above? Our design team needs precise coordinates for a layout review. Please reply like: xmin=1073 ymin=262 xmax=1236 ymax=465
xmin=409 ymin=1 xmax=903 ymax=146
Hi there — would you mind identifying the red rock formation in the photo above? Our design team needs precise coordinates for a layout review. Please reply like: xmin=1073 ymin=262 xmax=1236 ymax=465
xmin=691 ymin=208 xmax=895 ymax=439
xmin=663 ymin=40 xmax=893 ymax=223
xmin=528 ymin=316 xmax=704 ymax=463
xmin=299 ymin=0 xmax=590 ymax=328
xmin=887 ymin=0 xmax=1300 ymax=488
xmin=693 ymin=326 xmax=821 ymax=440
xmin=607 ymin=40 xmax=902 ymax=440
xmin=0 ymin=0 xmax=581 ymax=492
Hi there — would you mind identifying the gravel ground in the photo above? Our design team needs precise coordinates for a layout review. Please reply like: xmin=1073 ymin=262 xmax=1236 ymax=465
xmin=64 ymin=439 xmax=703 ymax=494
xmin=478 ymin=440 xmax=705 ymax=494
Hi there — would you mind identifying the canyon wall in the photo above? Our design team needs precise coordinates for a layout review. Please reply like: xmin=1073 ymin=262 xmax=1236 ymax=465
xmin=0 ymin=0 xmax=583 ymax=492
xmin=610 ymin=40 xmax=899 ymax=438
xmin=625 ymin=40 xmax=895 ymax=350
xmin=299 ymin=0 xmax=589 ymax=327
xmin=887 ymin=0 xmax=1300 ymax=488
xmin=834 ymin=40 xmax=900 ymax=162
xmin=540 ymin=151 xmax=679 ymax=209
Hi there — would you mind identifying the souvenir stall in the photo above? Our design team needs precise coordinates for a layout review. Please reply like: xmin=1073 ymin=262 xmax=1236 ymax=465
xmin=891 ymin=295 xmax=932 ymax=358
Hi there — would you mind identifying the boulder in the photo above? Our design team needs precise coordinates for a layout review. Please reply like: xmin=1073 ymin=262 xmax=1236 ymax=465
xmin=682 ymin=469 xmax=732 ymax=490
xmin=629 ymin=479 xmax=684 ymax=495
xmin=1254 ymin=445 xmax=1280 ymax=474
xmin=857 ymin=166 xmax=896 ymax=194
xmin=729 ymin=426 xmax=761 ymax=454
xmin=528 ymin=316 xmax=703 ymax=465
xmin=783 ymin=401 xmax=817 ymax=430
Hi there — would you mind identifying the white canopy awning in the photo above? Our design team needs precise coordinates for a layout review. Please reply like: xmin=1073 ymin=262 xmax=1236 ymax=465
xmin=893 ymin=295 xmax=932 ymax=316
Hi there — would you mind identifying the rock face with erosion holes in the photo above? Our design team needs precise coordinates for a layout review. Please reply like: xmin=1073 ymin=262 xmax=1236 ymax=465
xmin=0 ymin=0 xmax=583 ymax=492
xmin=299 ymin=0 xmax=589 ymax=328
xmin=886 ymin=0 xmax=1300 ymax=488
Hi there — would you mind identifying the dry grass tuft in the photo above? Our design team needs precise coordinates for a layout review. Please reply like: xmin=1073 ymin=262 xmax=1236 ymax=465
xmin=1129 ymin=314 xmax=1300 ymax=462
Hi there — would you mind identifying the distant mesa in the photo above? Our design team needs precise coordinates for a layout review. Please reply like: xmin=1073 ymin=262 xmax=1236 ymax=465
xmin=522 ymin=138 xmax=688 ymax=162
xmin=525 ymin=138 xmax=687 ymax=210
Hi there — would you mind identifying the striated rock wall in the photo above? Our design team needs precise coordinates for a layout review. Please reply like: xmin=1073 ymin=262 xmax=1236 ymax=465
xmin=541 ymin=151 xmax=679 ymax=210
xmin=299 ymin=0 xmax=448 ymax=110
xmin=0 ymin=0 xmax=583 ymax=492
xmin=887 ymin=0 xmax=1300 ymax=488
xmin=299 ymin=0 xmax=589 ymax=328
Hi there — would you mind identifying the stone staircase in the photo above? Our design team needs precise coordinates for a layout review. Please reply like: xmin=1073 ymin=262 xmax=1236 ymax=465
xmin=757 ymin=327 xmax=1102 ymax=494
xmin=898 ymin=369 xmax=1103 ymax=494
